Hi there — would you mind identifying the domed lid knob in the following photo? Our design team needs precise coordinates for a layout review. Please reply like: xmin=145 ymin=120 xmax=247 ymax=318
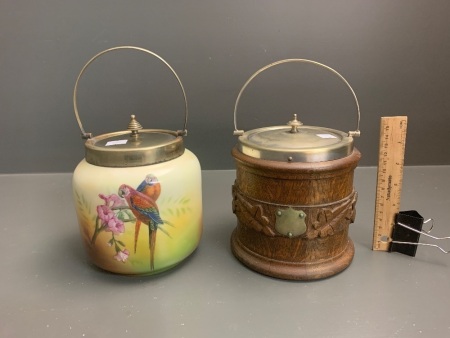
xmin=287 ymin=114 xmax=303 ymax=133
xmin=127 ymin=114 xmax=143 ymax=138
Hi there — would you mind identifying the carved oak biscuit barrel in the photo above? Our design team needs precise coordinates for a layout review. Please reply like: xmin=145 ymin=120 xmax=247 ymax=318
xmin=230 ymin=59 xmax=361 ymax=280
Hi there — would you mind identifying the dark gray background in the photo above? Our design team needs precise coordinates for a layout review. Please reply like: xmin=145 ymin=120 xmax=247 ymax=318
xmin=1 ymin=0 xmax=449 ymax=173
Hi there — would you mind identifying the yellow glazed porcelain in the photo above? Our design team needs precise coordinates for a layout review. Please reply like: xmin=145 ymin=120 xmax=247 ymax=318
xmin=71 ymin=46 xmax=202 ymax=275
xmin=73 ymin=150 xmax=202 ymax=275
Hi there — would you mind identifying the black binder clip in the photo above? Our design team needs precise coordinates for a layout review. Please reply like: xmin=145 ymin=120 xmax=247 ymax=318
xmin=388 ymin=210 xmax=449 ymax=256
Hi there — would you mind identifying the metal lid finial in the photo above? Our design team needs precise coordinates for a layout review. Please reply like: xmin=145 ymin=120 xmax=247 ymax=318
xmin=287 ymin=114 xmax=303 ymax=133
xmin=128 ymin=114 xmax=143 ymax=137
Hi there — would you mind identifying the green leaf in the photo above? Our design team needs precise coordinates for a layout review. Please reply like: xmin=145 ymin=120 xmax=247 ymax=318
xmin=117 ymin=211 xmax=125 ymax=221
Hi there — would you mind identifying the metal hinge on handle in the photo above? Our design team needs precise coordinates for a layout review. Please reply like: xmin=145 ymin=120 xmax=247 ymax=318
xmin=73 ymin=46 xmax=189 ymax=139
xmin=233 ymin=59 xmax=361 ymax=138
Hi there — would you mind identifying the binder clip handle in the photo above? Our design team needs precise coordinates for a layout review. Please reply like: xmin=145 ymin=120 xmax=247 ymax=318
xmin=386 ymin=210 xmax=449 ymax=256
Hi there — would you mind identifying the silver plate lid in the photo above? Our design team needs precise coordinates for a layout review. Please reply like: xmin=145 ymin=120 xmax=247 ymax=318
xmin=238 ymin=114 xmax=353 ymax=162
xmin=84 ymin=115 xmax=185 ymax=167
xmin=233 ymin=59 xmax=361 ymax=163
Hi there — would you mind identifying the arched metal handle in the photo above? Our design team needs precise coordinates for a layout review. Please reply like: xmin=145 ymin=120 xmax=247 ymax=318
xmin=233 ymin=59 xmax=361 ymax=137
xmin=73 ymin=46 xmax=188 ymax=139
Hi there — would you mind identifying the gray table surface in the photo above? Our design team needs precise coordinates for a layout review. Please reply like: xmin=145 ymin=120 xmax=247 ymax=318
xmin=1 ymin=167 xmax=449 ymax=338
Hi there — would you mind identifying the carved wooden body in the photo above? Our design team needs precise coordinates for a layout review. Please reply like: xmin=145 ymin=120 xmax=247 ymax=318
xmin=231 ymin=146 xmax=361 ymax=280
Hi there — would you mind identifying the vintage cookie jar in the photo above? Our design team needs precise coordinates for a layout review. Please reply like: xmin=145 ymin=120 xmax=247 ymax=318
xmin=72 ymin=46 xmax=202 ymax=275
xmin=231 ymin=59 xmax=361 ymax=280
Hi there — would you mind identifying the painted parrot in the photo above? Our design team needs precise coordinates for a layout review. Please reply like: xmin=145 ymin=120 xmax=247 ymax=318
xmin=134 ymin=174 xmax=162 ymax=253
xmin=118 ymin=184 xmax=164 ymax=270
xmin=136 ymin=174 xmax=161 ymax=201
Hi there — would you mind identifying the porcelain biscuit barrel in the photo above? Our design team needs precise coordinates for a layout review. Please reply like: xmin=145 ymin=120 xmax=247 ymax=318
xmin=72 ymin=46 xmax=202 ymax=275
xmin=230 ymin=59 xmax=361 ymax=280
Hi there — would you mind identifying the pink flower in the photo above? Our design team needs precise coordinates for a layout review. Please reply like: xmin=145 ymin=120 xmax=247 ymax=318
xmin=106 ymin=217 xmax=125 ymax=234
xmin=114 ymin=249 xmax=130 ymax=263
xmin=99 ymin=193 xmax=127 ymax=208
xmin=97 ymin=205 xmax=114 ymax=222
xmin=97 ymin=205 xmax=125 ymax=234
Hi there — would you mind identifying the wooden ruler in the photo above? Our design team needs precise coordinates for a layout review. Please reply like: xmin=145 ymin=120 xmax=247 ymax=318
xmin=372 ymin=116 xmax=408 ymax=251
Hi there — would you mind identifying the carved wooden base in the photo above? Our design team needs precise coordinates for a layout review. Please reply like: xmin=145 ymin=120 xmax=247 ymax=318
xmin=231 ymin=227 xmax=355 ymax=280
xmin=231 ymin=146 xmax=361 ymax=280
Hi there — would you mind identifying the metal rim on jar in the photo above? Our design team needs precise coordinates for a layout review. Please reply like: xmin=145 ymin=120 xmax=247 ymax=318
xmin=237 ymin=125 xmax=354 ymax=163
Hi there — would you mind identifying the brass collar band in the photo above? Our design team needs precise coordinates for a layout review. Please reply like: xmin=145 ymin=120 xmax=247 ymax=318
xmin=84 ymin=129 xmax=184 ymax=167
xmin=237 ymin=125 xmax=354 ymax=163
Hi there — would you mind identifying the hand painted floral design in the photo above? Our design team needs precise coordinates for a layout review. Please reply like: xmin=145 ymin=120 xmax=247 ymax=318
xmin=91 ymin=193 xmax=133 ymax=262
xmin=99 ymin=193 xmax=127 ymax=209
xmin=90 ymin=174 xmax=175 ymax=270
xmin=97 ymin=205 xmax=125 ymax=234
xmin=114 ymin=249 xmax=130 ymax=263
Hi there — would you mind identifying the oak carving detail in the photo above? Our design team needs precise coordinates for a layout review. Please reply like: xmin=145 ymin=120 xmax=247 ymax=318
xmin=232 ymin=184 xmax=275 ymax=236
xmin=232 ymin=182 xmax=357 ymax=239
